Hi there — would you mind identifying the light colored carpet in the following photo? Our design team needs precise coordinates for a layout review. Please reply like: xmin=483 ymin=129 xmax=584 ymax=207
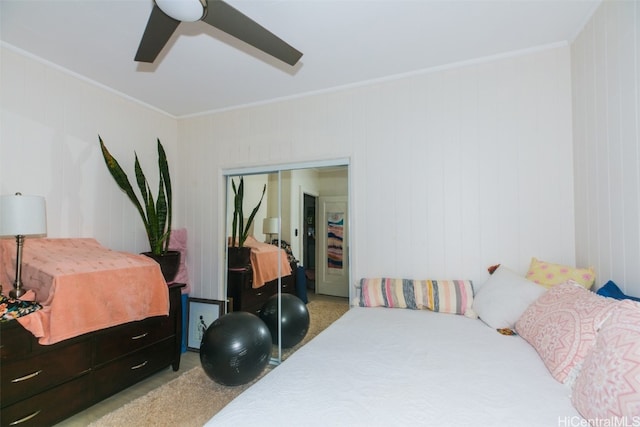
xmin=90 ymin=299 xmax=349 ymax=427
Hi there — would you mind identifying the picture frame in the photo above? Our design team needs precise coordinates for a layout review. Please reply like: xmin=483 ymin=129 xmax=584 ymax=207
xmin=187 ymin=298 xmax=225 ymax=352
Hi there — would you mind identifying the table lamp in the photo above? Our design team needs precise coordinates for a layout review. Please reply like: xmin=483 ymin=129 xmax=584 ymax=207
xmin=0 ymin=193 xmax=47 ymax=299
xmin=263 ymin=217 xmax=279 ymax=243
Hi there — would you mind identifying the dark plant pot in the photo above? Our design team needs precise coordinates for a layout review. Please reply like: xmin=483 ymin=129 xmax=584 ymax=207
xmin=228 ymin=246 xmax=251 ymax=269
xmin=142 ymin=250 xmax=181 ymax=283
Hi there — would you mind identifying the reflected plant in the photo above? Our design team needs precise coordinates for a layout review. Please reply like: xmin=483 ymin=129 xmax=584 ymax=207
xmin=231 ymin=177 xmax=265 ymax=248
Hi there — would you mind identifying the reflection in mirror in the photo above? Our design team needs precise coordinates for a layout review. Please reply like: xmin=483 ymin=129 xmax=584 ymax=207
xmin=224 ymin=164 xmax=349 ymax=364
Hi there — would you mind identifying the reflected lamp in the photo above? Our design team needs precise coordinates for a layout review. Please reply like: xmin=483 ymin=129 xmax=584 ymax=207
xmin=263 ymin=217 xmax=279 ymax=243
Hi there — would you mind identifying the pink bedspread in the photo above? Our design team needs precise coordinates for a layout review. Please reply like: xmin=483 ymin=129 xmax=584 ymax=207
xmin=0 ymin=238 xmax=169 ymax=345
xmin=243 ymin=237 xmax=292 ymax=288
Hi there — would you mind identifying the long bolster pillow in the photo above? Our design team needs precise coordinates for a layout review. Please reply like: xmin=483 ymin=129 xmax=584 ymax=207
xmin=358 ymin=277 xmax=476 ymax=318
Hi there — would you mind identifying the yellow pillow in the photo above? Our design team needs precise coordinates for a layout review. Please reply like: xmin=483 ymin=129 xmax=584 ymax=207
xmin=525 ymin=257 xmax=595 ymax=290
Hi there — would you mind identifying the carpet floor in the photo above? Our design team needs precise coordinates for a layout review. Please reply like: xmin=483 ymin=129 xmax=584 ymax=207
xmin=89 ymin=299 xmax=349 ymax=427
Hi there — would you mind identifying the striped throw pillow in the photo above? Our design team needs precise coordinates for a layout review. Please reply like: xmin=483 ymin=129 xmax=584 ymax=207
xmin=416 ymin=279 xmax=476 ymax=317
xmin=359 ymin=278 xmax=418 ymax=309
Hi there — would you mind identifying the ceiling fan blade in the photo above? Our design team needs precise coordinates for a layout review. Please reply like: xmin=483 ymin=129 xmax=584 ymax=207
xmin=203 ymin=0 xmax=302 ymax=66
xmin=135 ymin=4 xmax=181 ymax=63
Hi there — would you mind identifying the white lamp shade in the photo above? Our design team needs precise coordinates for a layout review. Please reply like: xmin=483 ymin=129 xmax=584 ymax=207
xmin=263 ymin=217 xmax=279 ymax=235
xmin=155 ymin=0 xmax=205 ymax=22
xmin=0 ymin=194 xmax=47 ymax=237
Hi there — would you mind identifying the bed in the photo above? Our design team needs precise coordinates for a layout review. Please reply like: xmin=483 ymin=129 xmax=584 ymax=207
xmin=0 ymin=238 xmax=183 ymax=426
xmin=207 ymin=272 xmax=640 ymax=426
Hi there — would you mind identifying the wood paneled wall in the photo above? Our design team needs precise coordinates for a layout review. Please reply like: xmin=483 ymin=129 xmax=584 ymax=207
xmin=179 ymin=46 xmax=575 ymax=300
xmin=1 ymin=43 xmax=578 ymax=301
xmin=571 ymin=0 xmax=640 ymax=297
xmin=0 ymin=46 xmax=178 ymax=256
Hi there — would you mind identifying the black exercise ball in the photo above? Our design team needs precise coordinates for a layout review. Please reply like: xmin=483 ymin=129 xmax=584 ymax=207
xmin=259 ymin=294 xmax=310 ymax=348
xmin=199 ymin=312 xmax=272 ymax=386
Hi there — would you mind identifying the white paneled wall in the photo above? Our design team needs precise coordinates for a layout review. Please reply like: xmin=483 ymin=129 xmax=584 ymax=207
xmin=0 ymin=46 xmax=178 ymax=255
xmin=180 ymin=46 xmax=575 ymax=300
xmin=0 ymin=43 xmax=577 ymax=301
xmin=571 ymin=0 xmax=640 ymax=296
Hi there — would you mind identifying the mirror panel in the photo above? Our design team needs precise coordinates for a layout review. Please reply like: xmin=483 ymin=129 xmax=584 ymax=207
xmin=224 ymin=164 xmax=349 ymax=363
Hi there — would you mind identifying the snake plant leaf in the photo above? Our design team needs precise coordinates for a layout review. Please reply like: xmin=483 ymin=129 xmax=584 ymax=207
xmin=157 ymin=139 xmax=172 ymax=252
xmin=153 ymin=178 xmax=169 ymax=254
xmin=237 ymin=178 xmax=245 ymax=245
xmin=146 ymin=185 xmax=159 ymax=253
xmin=99 ymin=136 xmax=147 ymax=225
xmin=134 ymin=154 xmax=149 ymax=210
xmin=241 ymin=184 xmax=266 ymax=246
xmin=230 ymin=177 xmax=266 ymax=248
xmin=99 ymin=135 xmax=172 ymax=255
xmin=231 ymin=179 xmax=239 ymax=248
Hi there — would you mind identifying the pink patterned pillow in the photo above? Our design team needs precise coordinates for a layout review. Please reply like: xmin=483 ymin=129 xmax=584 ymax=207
xmin=571 ymin=300 xmax=640 ymax=420
xmin=515 ymin=281 xmax=617 ymax=383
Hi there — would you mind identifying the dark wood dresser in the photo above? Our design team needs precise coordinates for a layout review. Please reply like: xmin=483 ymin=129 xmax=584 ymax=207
xmin=0 ymin=283 xmax=184 ymax=427
xmin=227 ymin=262 xmax=297 ymax=315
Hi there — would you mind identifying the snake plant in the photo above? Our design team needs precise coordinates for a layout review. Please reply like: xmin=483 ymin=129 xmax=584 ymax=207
xmin=231 ymin=177 xmax=266 ymax=247
xmin=99 ymin=136 xmax=172 ymax=255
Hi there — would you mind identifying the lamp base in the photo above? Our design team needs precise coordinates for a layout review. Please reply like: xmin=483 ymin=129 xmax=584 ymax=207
xmin=9 ymin=286 xmax=27 ymax=299
xmin=11 ymin=234 xmax=27 ymax=300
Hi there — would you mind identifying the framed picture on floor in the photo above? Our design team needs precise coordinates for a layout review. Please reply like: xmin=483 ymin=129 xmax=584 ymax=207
xmin=187 ymin=298 xmax=225 ymax=351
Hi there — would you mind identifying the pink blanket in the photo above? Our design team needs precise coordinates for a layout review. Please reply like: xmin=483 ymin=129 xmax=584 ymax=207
xmin=0 ymin=238 xmax=169 ymax=345
xmin=243 ymin=237 xmax=292 ymax=288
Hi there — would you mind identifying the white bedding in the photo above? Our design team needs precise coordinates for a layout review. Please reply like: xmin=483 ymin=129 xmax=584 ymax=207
xmin=206 ymin=307 xmax=580 ymax=426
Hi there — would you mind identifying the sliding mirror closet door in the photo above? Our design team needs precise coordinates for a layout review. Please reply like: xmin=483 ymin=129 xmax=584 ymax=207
xmin=224 ymin=163 xmax=349 ymax=364
xmin=225 ymin=171 xmax=287 ymax=363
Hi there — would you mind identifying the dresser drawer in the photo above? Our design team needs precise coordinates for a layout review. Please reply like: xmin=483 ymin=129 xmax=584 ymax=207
xmin=0 ymin=322 xmax=33 ymax=360
xmin=94 ymin=315 xmax=173 ymax=365
xmin=245 ymin=275 xmax=295 ymax=306
xmin=1 ymin=340 xmax=92 ymax=407
xmin=281 ymin=274 xmax=296 ymax=294
xmin=241 ymin=282 xmax=273 ymax=310
xmin=93 ymin=338 xmax=174 ymax=398
xmin=1 ymin=374 xmax=92 ymax=427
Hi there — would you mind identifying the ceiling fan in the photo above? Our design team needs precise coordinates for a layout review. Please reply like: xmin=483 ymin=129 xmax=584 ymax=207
xmin=135 ymin=0 xmax=303 ymax=66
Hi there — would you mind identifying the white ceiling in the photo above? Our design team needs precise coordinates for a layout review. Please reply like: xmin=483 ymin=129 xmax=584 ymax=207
xmin=0 ymin=0 xmax=600 ymax=118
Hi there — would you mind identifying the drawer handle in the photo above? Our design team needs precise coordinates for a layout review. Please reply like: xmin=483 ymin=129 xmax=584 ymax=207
xmin=131 ymin=332 xmax=149 ymax=340
xmin=9 ymin=410 xmax=41 ymax=425
xmin=11 ymin=370 xmax=43 ymax=383
xmin=131 ymin=360 xmax=148 ymax=370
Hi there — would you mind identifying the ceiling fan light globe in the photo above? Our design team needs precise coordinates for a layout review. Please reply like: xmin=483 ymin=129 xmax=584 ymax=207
xmin=155 ymin=0 xmax=205 ymax=22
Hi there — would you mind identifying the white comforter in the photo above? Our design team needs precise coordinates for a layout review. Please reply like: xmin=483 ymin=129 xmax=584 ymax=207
xmin=206 ymin=307 xmax=580 ymax=426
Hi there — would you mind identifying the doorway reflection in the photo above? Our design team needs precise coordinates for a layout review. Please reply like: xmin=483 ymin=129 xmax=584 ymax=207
xmin=303 ymin=193 xmax=316 ymax=292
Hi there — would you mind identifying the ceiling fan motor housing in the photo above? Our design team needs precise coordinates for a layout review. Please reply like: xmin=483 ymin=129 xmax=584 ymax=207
xmin=155 ymin=0 xmax=206 ymax=22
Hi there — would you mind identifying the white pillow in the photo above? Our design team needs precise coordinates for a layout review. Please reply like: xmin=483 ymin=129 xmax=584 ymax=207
xmin=472 ymin=265 xmax=547 ymax=329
